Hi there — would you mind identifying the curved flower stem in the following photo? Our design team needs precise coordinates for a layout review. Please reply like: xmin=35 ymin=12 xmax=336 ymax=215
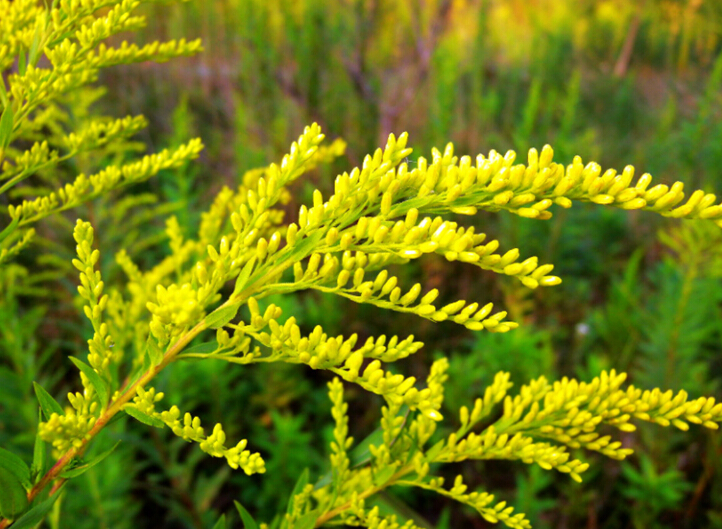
xmin=313 ymin=465 xmax=414 ymax=527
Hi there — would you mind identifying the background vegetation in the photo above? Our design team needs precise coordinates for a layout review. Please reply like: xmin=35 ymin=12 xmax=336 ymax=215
xmin=3 ymin=0 xmax=722 ymax=527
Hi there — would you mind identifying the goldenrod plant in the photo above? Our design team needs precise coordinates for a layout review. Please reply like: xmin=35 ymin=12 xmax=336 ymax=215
xmin=0 ymin=0 xmax=203 ymax=266
xmin=1 ymin=2 xmax=722 ymax=529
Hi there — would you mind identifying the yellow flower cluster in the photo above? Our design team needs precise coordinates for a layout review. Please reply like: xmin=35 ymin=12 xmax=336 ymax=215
xmin=39 ymin=381 xmax=99 ymax=454
xmin=442 ymin=426 xmax=590 ymax=482
xmin=347 ymin=505 xmax=424 ymax=529
xmin=0 ymin=0 xmax=203 ymax=266
xmin=490 ymin=370 xmax=722 ymax=460
xmin=457 ymin=371 xmax=514 ymax=434
xmin=0 ymin=0 xmax=43 ymax=71
xmin=289 ymin=250 xmax=517 ymax=331
xmin=72 ymin=220 xmax=116 ymax=375
xmin=127 ymin=387 xmax=265 ymax=475
xmin=406 ymin=475 xmax=530 ymax=529
xmin=404 ymin=142 xmax=722 ymax=223
xmin=146 ymin=283 xmax=203 ymax=343
xmin=328 ymin=379 xmax=353 ymax=485
xmin=309 ymin=363 xmax=722 ymax=529
xmin=9 ymin=139 xmax=204 ymax=225
xmin=227 ymin=299 xmax=443 ymax=413
xmin=0 ymin=227 xmax=34 ymax=266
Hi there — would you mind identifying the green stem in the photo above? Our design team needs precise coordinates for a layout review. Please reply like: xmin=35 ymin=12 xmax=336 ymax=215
xmin=313 ymin=465 xmax=414 ymax=527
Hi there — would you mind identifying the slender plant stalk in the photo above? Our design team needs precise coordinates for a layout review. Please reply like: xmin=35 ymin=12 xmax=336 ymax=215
xmin=313 ymin=466 xmax=414 ymax=527
xmin=0 ymin=312 xmax=218 ymax=528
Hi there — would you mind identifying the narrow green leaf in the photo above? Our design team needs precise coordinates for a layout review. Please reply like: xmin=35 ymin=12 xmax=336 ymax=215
xmin=234 ymin=501 xmax=259 ymax=529
xmin=31 ymin=409 xmax=47 ymax=484
xmin=182 ymin=341 xmax=219 ymax=355
xmin=0 ymin=102 xmax=14 ymax=150
xmin=0 ymin=465 xmax=29 ymax=520
xmin=424 ymin=439 xmax=445 ymax=462
xmin=268 ymin=514 xmax=282 ymax=529
xmin=212 ymin=514 xmax=226 ymax=529
xmin=59 ymin=441 xmax=121 ymax=478
xmin=68 ymin=357 xmax=110 ymax=409
xmin=141 ymin=346 xmax=151 ymax=373
xmin=205 ymin=301 xmax=242 ymax=329
xmin=0 ymin=216 xmax=19 ymax=246
xmin=0 ymin=448 xmax=31 ymax=489
xmin=105 ymin=411 xmax=126 ymax=428
xmin=28 ymin=14 xmax=47 ymax=66
xmin=231 ymin=256 xmax=256 ymax=299
xmin=286 ymin=468 xmax=309 ymax=515
xmin=123 ymin=405 xmax=165 ymax=428
xmin=349 ymin=427 xmax=384 ymax=467
xmin=33 ymin=382 xmax=64 ymax=421
xmin=8 ymin=484 xmax=64 ymax=529
xmin=0 ymin=76 xmax=8 ymax=107
xmin=372 ymin=462 xmax=398 ymax=487
xmin=285 ymin=231 xmax=324 ymax=264
xmin=293 ymin=511 xmax=320 ymax=529
xmin=18 ymin=51 xmax=27 ymax=76
xmin=145 ymin=336 xmax=165 ymax=367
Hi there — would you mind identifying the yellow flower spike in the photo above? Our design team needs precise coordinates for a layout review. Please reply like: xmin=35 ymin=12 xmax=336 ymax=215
xmin=644 ymin=184 xmax=669 ymax=202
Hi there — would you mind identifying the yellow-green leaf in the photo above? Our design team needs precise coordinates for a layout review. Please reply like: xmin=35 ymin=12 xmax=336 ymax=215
xmin=123 ymin=406 xmax=165 ymax=428
xmin=205 ymin=302 xmax=242 ymax=329
xmin=69 ymin=357 xmax=110 ymax=409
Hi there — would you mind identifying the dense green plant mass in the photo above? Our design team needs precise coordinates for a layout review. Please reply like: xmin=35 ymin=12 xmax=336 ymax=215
xmin=2 ymin=1 xmax=722 ymax=529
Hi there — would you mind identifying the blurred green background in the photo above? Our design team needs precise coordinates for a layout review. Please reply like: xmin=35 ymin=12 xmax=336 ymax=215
xmin=3 ymin=0 xmax=722 ymax=527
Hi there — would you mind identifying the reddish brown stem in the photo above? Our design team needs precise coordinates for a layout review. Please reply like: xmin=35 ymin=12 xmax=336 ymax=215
xmin=0 ymin=315 xmax=210 ymax=528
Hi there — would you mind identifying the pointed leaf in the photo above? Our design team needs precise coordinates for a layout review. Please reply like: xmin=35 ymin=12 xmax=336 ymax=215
xmin=349 ymin=427 xmax=385 ymax=467
xmin=232 ymin=257 xmax=256 ymax=299
xmin=69 ymin=357 xmax=110 ymax=409
xmin=18 ymin=52 xmax=27 ymax=76
xmin=373 ymin=462 xmax=398 ymax=487
xmin=205 ymin=302 xmax=242 ymax=329
xmin=8 ymin=485 xmax=64 ymax=529
xmin=424 ymin=439 xmax=446 ymax=462
xmin=123 ymin=406 xmax=165 ymax=429
xmin=31 ymin=409 xmax=47 ymax=483
xmin=28 ymin=14 xmax=47 ymax=66
xmin=234 ymin=501 xmax=259 ymax=529
xmin=0 ymin=448 xmax=31 ymax=489
xmin=286 ymin=468 xmax=309 ymax=515
xmin=33 ymin=382 xmax=64 ymax=420
xmin=0 ymin=465 xmax=29 ymax=519
xmin=145 ymin=336 xmax=164 ymax=367
xmin=293 ymin=511 xmax=320 ymax=529
xmin=212 ymin=514 xmax=226 ymax=529
xmin=0 ymin=216 xmax=19 ymax=246
xmin=59 ymin=441 xmax=121 ymax=478
xmin=182 ymin=341 xmax=219 ymax=356
xmin=0 ymin=76 xmax=8 ymax=107
xmin=0 ymin=102 xmax=14 ymax=150
xmin=285 ymin=231 xmax=324 ymax=264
